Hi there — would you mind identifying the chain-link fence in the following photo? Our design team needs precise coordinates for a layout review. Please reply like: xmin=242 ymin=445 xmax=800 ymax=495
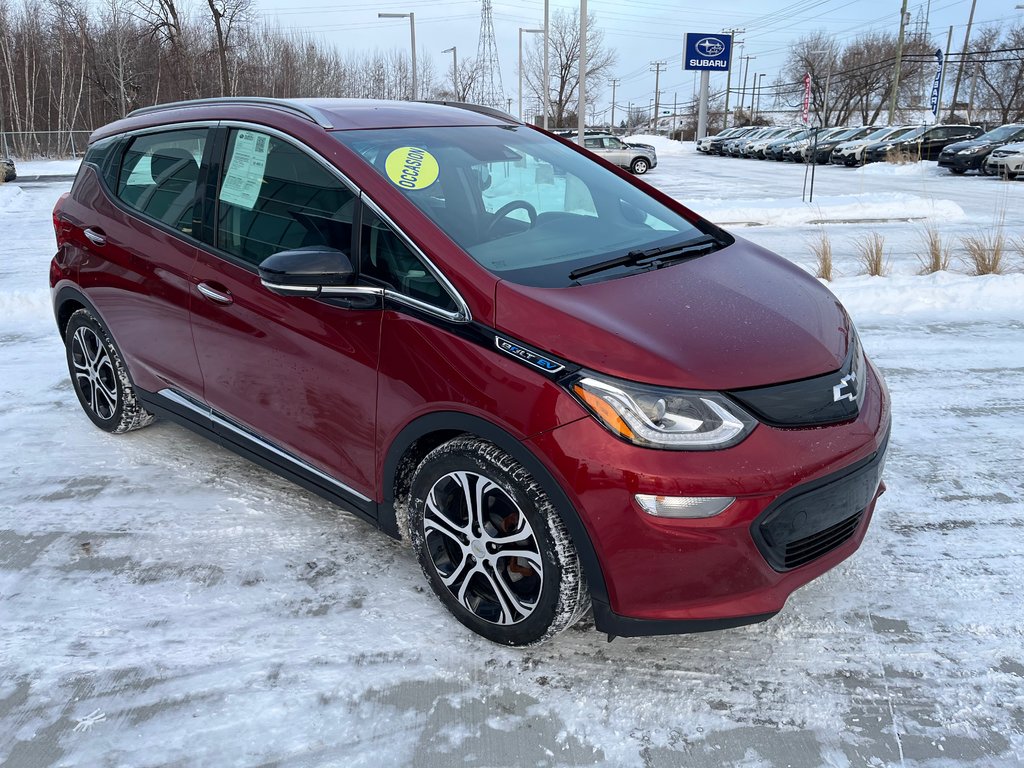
xmin=1 ymin=131 xmax=93 ymax=159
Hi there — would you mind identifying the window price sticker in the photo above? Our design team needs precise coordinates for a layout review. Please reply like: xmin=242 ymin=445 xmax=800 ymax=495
xmin=220 ymin=131 xmax=270 ymax=209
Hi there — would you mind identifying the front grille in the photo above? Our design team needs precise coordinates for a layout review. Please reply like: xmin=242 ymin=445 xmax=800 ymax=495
xmin=751 ymin=431 xmax=888 ymax=572
xmin=784 ymin=511 xmax=863 ymax=569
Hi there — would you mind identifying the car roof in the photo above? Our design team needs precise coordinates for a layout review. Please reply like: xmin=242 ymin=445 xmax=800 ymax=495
xmin=91 ymin=97 xmax=519 ymax=143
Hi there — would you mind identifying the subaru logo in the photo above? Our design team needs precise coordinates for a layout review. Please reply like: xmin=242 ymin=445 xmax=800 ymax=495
xmin=832 ymin=371 xmax=858 ymax=403
xmin=695 ymin=38 xmax=726 ymax=57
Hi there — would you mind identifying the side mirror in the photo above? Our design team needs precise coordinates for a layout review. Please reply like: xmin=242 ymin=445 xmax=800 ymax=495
xmin=259 ymin=246 xmax=354 ymax=297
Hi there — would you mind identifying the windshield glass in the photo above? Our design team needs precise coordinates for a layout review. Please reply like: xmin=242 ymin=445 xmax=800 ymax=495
xmin=334 ymin=126 xmax=725 ymax=287
xmin=979 ymin=124 xmax=1024 ymax=142
xmin=893 ymin=126 xmax=925 ymax=141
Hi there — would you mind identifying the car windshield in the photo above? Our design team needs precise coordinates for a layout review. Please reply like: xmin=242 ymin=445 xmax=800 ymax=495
xmin=893 ymin=126 xmax=925 ymax=141
xmin=978 ymin=124 xmax=1024 ymax=142
xmin=334 ymin=126 xmax=725 ymax=287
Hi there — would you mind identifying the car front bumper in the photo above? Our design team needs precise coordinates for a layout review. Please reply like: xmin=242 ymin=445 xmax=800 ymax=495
xmin=938 ymin=152 xmax=988 ymax=172
xmin=986 ymin=155 xmax=1024 ymax=174
xmin=528 ymin=361 xmax=891 ymax=637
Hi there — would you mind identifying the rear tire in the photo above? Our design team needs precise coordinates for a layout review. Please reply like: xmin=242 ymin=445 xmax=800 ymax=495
xmin=949 ymin=168 xmax=966 ymax=175
xmin=408 ymin=436 xmax=590 ymax=646
xmin=65 ymin=309 xmax=154 ymax=433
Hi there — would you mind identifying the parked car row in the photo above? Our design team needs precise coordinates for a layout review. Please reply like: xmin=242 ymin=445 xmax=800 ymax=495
xmin=697 ymin=123 xmax=1024 ymax=176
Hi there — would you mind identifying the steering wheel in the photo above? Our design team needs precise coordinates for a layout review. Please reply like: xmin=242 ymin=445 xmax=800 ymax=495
xmin=486 ymin=200 xmax=538 ymax=237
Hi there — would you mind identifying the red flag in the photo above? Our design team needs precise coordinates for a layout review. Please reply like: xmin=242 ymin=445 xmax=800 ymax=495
xmin=802 ymin=73 xmax=811 ymax=125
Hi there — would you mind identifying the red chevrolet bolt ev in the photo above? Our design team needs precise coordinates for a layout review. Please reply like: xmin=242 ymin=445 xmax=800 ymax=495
xmin=50 ymin=98 xmax=890 ymax=645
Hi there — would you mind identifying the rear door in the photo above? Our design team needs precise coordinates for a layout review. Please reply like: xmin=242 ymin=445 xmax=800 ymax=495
xmin=74 ymin=127 xmax=208 ymax=399
xmin=188 ymin=126 xmax=382 ymax=503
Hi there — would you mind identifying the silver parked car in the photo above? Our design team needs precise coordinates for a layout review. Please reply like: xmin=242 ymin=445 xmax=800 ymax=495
xmin=576 ymin=133 xmax=658 ymax=175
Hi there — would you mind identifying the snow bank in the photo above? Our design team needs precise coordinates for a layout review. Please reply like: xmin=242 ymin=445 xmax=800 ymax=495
xmin=0 ymin=183 xmax=24 ymax=211
xmin=0 ymin=290 xmax=52 ymax=321
xmin=852 ymin=161 xmax=948 ymax=178
xmin=13 ymin=158 xmax=82 ymax=177
xmin=826 ymin=272 xmax=1024 ymax=322
xmin=624 ymin=134 xmax=690 ymax=157
xmin=694 ymin=192 xmax=965 ymax=227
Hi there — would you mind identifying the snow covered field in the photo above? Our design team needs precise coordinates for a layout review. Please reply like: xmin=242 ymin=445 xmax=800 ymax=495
xmin=2 ymin=144 xmax=1023 ymax=767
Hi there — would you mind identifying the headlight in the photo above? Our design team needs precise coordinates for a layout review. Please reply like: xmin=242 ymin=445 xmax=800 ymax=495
xmin=957 ymin=146 xmax=984 ymax=155
xmin=879 ymin=144 xmax=895 ymax=151
xmin=567 ymin=373 xmax=756 ymax=450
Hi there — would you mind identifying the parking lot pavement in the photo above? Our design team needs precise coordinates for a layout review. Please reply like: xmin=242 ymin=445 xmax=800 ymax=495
xmin=2 ymin=164 xmax=1023 ymax=767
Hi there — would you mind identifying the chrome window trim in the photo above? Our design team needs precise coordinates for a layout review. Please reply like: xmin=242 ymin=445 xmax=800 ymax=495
xmin=102 ymin=119 xmax=472 ymax=323
xmin=359 ymin=194 xmax=472 ymax=323
xmin=158 ymin=388 xmax=372 ymax=503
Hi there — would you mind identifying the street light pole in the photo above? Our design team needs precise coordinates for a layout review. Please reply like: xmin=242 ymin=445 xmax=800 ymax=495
xmin=755 ymin=73 xmax=766 ymax=121
xmin=519 ymin=28 xmax=543 ymax=122
xmin=378 ymin=12 xmax=417 ymax=100
xmin=443 ymin=46 xmax=457 ymax=99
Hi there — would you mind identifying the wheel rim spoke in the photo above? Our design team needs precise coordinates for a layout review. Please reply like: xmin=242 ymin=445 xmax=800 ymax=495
xmin=424 ymin=469 xmax=544 ymax=627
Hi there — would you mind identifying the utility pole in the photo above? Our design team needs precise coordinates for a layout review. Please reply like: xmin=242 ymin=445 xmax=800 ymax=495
xmin=948 ymin=0 xmax=977 ymax=121
xmin=443 ymin=46 xmax=457 ymax=99
xmin=578 ymin=0 xmax=587 ymax=142
xmin=740 ymin=56 xmax=755 ymax=122
xmin=650 ymin=61 xmax=666 ymax=135
xmin=722 ymin=28 xmax=744 ymax=129
xmin=672 ymin=92 xmax=678 ymax=138
xmin=543 ymin=0 xmax=550 ymax=129
xmin=887 ymin=0 xmax=909 ymax=123
xmin=609 ymin=79 xmax=620 ymax=133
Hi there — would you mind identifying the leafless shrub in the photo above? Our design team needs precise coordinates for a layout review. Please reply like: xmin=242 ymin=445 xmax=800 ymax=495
xmin=854 ymin=232 xmax=890 ymax=276
xmin=961 ymin=230 xmax=1008 ymax=275
xmin=809 ymin=231 xmax=834 ymax=281
xmin=885 ymin=148 xmax=918 ymax=165
xmin=917 ymin=225 xmax=952 ymax=274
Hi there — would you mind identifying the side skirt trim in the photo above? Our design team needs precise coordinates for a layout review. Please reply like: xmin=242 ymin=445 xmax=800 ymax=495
xmin=138 ymin=388 xmax=377 ymax=521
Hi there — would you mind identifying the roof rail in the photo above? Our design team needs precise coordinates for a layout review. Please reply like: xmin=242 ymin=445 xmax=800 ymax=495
xmin=126 ymin=97 xmax=335 ymax=129
xmin=420 ymin=100 xmax=520 ymax=124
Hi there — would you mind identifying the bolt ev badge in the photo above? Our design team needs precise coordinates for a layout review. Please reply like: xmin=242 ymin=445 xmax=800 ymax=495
xmin=495 ymin=336 xmax=564 ymax=373
xmin=832 ymin=371 xmax=858 ymax=403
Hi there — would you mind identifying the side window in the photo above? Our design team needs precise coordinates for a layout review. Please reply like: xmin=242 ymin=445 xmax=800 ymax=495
xmin=116 ymin=129 xmax=206 ymax=235
xmin=360 ymin=207 xmax=456 ymax=312
xmin=216 ymin=130 xmax=356 ymax=266
xmin=583 ymin=138 xmax=601 ymax=149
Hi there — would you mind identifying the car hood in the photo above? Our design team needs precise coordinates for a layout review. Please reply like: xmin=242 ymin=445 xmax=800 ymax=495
xmin=942 ymin=138 xmax=994 ymax=153
xmin=494 ymin=237 xmax=850 ymax=390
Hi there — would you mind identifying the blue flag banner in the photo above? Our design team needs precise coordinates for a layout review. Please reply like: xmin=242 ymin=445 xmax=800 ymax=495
xmin=929 ymin=48 xmax=944 ymax=121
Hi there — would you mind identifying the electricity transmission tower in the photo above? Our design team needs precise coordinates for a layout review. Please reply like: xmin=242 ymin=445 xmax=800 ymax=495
xmin=476 ymin=0 xmax=505 ymax=109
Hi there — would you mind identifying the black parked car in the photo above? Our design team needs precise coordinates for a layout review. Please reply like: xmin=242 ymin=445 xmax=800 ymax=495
xmin=764 ymin=129 xmax=812 ymax=161
xmin=1 ymin=158 xmax=15 ymax=182
xmin=863 ymin=124 xmax=982 ymax=164
xmin=806 ymin=126 xmax=876 ymax=164
xmin=938 ymin=124 xmax=1024 ymax=174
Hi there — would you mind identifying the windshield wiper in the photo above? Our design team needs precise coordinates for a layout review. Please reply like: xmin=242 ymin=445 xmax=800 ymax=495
xmin=568 ymin=234 xmax=720 ymax=281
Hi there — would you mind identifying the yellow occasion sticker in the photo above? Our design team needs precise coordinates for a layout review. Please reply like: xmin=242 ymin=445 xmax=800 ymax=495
xmin=385 ymin=147 xmax=439 ymax=191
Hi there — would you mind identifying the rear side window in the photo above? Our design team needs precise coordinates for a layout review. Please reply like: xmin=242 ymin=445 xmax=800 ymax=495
xmin=116 ymin=129 xmax=206 ymax=236
xmin=215 ymin=129 xmax=356 ymax=266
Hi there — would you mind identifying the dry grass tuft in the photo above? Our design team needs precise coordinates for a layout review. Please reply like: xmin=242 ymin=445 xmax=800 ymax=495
xmin=854 ymin=232 xmax=890 ymax=276
xmin=961 ymin=230 xmax=1008 ymax=275
xmin=917 ymin=226 xmax=953 ymax=274
xmin=885 ymin=148 xmax=918 ymax=165
xmin=809 ymin=231 xmax=834 ymax=281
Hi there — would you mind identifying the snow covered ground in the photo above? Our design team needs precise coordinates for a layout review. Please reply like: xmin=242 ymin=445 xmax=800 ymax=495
xmin=2 ymin=145 xmax=1023 ymax=767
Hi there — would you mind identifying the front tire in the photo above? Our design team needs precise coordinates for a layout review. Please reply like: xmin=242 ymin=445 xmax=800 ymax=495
xmin=65 ymin=309 xmax=154 ymax=433
xmin=408 ymin=437 xmax=590 ymax=646
xmin=630 ymin=157 xmax=649 ymax=175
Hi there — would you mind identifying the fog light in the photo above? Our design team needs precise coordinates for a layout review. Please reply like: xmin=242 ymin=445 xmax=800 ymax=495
xmin=635 ymin=494 xmax=734 ymax=519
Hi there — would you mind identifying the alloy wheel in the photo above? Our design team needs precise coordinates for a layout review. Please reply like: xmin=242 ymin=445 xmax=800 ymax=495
xmin=71 ymin=326 xmax=118 ymax=420
xmin=422 ymin=470 xmax=543 ymax=626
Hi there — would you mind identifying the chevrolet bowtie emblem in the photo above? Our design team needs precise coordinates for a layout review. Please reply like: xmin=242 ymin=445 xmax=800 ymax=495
xmin=832 ymin=371 xmax=858 ymax=403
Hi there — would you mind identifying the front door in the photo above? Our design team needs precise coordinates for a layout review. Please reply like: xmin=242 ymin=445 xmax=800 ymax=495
xmin=188 ymin=128 xmax=382 ymax=502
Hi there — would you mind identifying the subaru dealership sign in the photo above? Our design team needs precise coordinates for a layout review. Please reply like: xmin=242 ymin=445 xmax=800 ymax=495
xmin=684 ymin=33 xmax=732 ymax=71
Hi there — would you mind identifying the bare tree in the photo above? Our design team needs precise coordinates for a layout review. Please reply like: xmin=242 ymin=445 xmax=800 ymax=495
xmin=205 ymin=0 xmax=250 ymax=96
xmin=970 ymin=25 xmax=1024 ymax=124
xmin=522 ymin=8 xmax=616 ymax=129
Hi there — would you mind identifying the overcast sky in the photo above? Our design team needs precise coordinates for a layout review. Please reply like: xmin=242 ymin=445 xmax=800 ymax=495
xmin=253 ymin=0 xmax=1024 ymax=119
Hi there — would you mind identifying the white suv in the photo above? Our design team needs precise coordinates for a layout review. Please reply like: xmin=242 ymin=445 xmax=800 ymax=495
xmin=984 ymin=142 xmax=1024 ymax=179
